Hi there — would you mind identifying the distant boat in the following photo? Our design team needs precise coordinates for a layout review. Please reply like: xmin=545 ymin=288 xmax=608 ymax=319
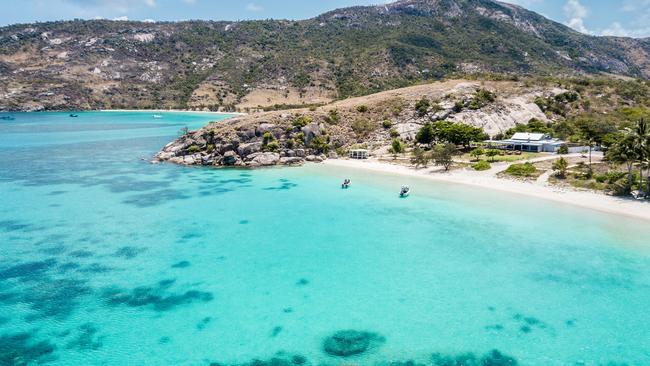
xmin=0 ymin=115 xmax=15 ymax=120
xmin=153 ymin=114 xmax=163 ymax=119
xmin=341 ymin=179 xmax=351 ymax=189
xmin=69 ymin=113 xmax=79 ymax=117
xmin=399 ymin=185 xmax=410 ymax=198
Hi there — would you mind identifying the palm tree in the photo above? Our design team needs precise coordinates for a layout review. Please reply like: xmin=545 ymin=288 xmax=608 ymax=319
xmin=633 ymin=119 xmax=649 ymax=195
xmin=607 ymin=135 xmax=637 ymax=192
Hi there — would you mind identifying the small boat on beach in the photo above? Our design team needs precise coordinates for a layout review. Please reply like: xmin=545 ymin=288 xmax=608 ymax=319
xmin=399 ymin=185 xmax=410 ymax=198
xmin=341 ymin=179 xmax=351 ymax=189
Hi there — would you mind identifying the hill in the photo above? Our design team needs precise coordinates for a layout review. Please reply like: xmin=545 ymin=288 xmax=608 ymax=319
xmin=1 ymin=0 xmax=650 ymax=111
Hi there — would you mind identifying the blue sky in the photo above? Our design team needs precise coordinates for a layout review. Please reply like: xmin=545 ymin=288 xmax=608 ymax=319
xmin=1 ymin=0 xmax=649 ymax=38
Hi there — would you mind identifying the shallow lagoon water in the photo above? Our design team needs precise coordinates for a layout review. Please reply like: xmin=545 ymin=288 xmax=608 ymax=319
xmin=1 ymin=111 xmax=649 ymax=365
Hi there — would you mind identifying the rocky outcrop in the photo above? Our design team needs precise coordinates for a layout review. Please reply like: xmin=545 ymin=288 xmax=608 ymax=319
xmin=154 ymin=79 xmax=573 ymax=168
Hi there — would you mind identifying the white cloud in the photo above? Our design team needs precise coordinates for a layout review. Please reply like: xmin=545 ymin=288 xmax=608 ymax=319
xmin=112 ymin=15 xmax=128 ymax=21
xmin=144 ymin=0 xmax=156 ymax=7
xmin=563 ymin=0 xmax=590 ymax=34
xmin=245 ymin=3 xmax=263 ymax=12
xmin=143 ymin=18 xmax=156 ymax=23
xmin=182 ymin=0 xmax=196 ymax=3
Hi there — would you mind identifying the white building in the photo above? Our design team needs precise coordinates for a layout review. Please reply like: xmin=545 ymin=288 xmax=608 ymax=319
xmin=486 ymin=133 xmax=568 ymax=153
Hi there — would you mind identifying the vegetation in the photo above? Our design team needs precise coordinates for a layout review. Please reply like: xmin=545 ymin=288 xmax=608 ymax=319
xmin=472 ymin=160 xmax=491 ymax=171
xmin=470 ymin=148 xmax=485 ymax=161
xmin=431 ymin=143 xmax=457 ymax=171
xmin=415 ymin=97 xmax=431 ymax=117
xmin=293 ymin=115 xmax=313 ymax=128
xmin=389 ymin=138 xmax=406 ymax=157
xmin=411 ymin=147 xmax=430 ymax=168
xmin=504 ymin=162 xmax=538 ymax=178
xmin=351 ymin=117 xmax=376 ymax=138
xmin=552 ymin=157 xmax=568 ymax=178
xmin=468 ymin=89 xmax=496 ymax=110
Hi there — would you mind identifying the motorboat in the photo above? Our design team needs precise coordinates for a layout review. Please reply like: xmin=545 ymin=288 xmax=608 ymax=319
xmin=399 ymin=185 xmax=410 ymax=198
xmin=341 ymin=179 xmax=351 ymax=189
xmin=153 ymin=114 xmax=163 ymax=119
xmin=0 ymin=115 xmax=15 ymax=120
xmin=69 ymin=113 xmax=79 ymax=117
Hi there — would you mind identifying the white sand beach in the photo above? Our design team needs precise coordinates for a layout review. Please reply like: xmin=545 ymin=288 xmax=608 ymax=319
xmin=324 ymin=158 xmax=650 ymax=222
xmin=99 ymin=109 xmax=245 ymax=116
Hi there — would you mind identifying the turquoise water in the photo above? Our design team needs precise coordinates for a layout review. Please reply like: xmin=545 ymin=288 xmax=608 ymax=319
xmin=1 ymin=111 xmax=649 ymax=366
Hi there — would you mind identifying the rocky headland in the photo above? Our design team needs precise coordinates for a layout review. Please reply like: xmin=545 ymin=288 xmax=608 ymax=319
xmin=153 ymin=79 xmax=556 ymax=167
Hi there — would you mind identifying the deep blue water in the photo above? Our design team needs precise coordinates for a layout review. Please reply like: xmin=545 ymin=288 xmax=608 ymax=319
xmin=0 ymin=111 xmax=649 ymax=366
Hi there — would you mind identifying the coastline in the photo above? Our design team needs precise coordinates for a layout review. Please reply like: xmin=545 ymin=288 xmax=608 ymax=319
xmin=99 ymin=109 xmax=246 ymax=116
xmin=323 ymin=158 xmax=650 ymax=222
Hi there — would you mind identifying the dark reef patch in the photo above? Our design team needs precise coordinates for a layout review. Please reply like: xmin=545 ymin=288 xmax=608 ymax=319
xmin=159 ymin=336 xmax=171 ymax=344
xmin=295 ymin=278 xmax=309 ymax=286
xmin=239 ymin=220 xmax=250 ymax=225
xmin=323 ymin=330 xmax=385 ymax=357
xmin=0 ymin=219 xmax=33 ymax=233
xmin=113 ymin=246 xmax=146 ymax=259
xmin=78 ymin=263 xmax=113 ymax=274
xmin=66 ymin=323 xmax=104 ymax=351
xmin=101 ymin=281 xmax=213 ymax=312
xmin=197 ymin=317 xmax=212 ymax=330
xmin=262 ymin=181 xmax=298 ymax=191
xmin=171 ymin=261 xmax=191 ymax=269
xmin=70 ymin=250 xmax=94 ymax=258
xmin=0 ymin=259 xmax=56 ymax=281
xmin=432 ymin=350 xmax=518 ymax=366
xmin=0 ymin=332 xmax=58 ymax=365
xmin=22 ymin=279 xmax=92 ymax=320
xmin=271 ymin=326 xmax=283 ymax=337
xmin=122 ymin=189 xmax=190 ymax=208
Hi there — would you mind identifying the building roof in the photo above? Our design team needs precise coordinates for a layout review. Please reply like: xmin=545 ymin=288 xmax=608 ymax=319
xmin=510 ymin=132 xmax=548 ymax=141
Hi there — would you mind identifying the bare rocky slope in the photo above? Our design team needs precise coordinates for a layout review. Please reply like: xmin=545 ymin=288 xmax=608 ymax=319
xmin=153 ymin=80 xmax=556 ymax=167
xmin=2 ymin=0 xmax=650 ymax=112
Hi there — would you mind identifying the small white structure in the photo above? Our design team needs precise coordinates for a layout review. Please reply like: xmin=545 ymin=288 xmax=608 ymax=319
xmin=349 ymin=149 xmax=369 ymax=159
xmin=486 ymin=133 xmax=567 ymax=153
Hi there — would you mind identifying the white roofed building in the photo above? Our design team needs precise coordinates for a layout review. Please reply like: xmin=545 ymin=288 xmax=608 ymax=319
xmin=486 ymin=132 xmax=568 ymax=153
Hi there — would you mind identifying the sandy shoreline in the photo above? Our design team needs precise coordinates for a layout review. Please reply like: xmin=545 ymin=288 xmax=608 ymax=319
xmin=324 ymin=158 xmax=650 ymax=222
xmin=99 ymin=109 xmax=245 ymax=116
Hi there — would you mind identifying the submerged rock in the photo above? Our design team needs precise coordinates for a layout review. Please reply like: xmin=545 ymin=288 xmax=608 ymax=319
xmin=323 ymin=330 xmax=384 ymax=357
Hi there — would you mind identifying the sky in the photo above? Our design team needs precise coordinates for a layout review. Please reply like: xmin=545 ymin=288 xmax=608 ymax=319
xmin=0 ymin=0 xmax=649 ymax=38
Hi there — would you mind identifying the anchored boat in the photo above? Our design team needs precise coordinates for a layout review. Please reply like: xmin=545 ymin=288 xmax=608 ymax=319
xmin=400 ymin=185 xmax=410 ymax=198
xmin=341 ymin=179 xmax=351 ymax=189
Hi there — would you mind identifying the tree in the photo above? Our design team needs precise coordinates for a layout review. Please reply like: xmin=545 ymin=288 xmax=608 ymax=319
xmin=410 ymin=147 xmax=430 ymax=168
xmin=558 ymin=144 xmax=569 ymax=155
xmin=389 ymin=138 xmax=405 ymax=158
xmin=416 ymin=122 xmax=435 ymax=145
xmin=552 ymin=157 xmax=568 ymax=178
xmin=178 ymin=126 xmax=189 ymax=136
xmin=486 ymin=149 xmax=500 ymax=162
xmin=431 ymin=143 xmax=457 ymax=171
xmin=632 ymin=119 xmax=649 ymax=195
xmin=575 ymin=118 xmax=615 ymax=174
xmin=434 ymin=121 xmax=488 ymax=148
xmin=607 ymin=134 xmax=637 ymax=194
xmin=470 ymin=148 xmax=484 ymax=161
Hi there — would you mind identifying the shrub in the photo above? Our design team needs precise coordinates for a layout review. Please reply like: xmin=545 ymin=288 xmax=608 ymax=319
xmin=552 ymin=157 xmax=568 ymax=178
xmin=415 ymin=97 xmax=430 ymax=117
xmin=472 ymin=160 xmax=491 ymax=171
xmin=265 ymin=140 xmax=280 ymax=152
xmin=470 ymin=148 xmax=484 ymax=161
xmin=262 ymin=131 xmax=274 ymax=145
xmin=389 ymin=128 xmax=400 ymax=138
xmin=453 ymin=101 xmax=464 ymax=113
xmin=178 ymin=126 xmax=190 ymax=136
xmin=309 ymin=135 xmax=329 ymax=153
xmin=389 ymin=138 xmax=405 ymax=155
xmin=187 ymin=145 xmax=201 ymax=154
xmin=325 ymin=109 xmax=340 ymax=124
xmin=285 ymin=139 xmax=295 ymax=149
xmin=292 ymin=115 xmax=312 ymax=128
xmin=431 ymin=143 xmax=457 ymax=171
xmin=382 ymin=119 xmax=393 ymax=129
xmin=356 ymin=105 xmax=368 ymax=113
xmin=558 ymin=144 xmax=569 ymax=155
xmin=351 ymin=117 xmax=376 ymax=137
xmin=505 ymin=162 xmax=537 ymax=177
xmin=293 ymin=132 xmax=305 ymax=144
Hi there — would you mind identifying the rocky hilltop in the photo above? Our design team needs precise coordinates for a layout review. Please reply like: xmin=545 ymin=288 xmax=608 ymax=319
xmin=154 ymin=80 xmax=557 ymax=167
xmin=2 ymin=0 xmax=650 ymax=111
